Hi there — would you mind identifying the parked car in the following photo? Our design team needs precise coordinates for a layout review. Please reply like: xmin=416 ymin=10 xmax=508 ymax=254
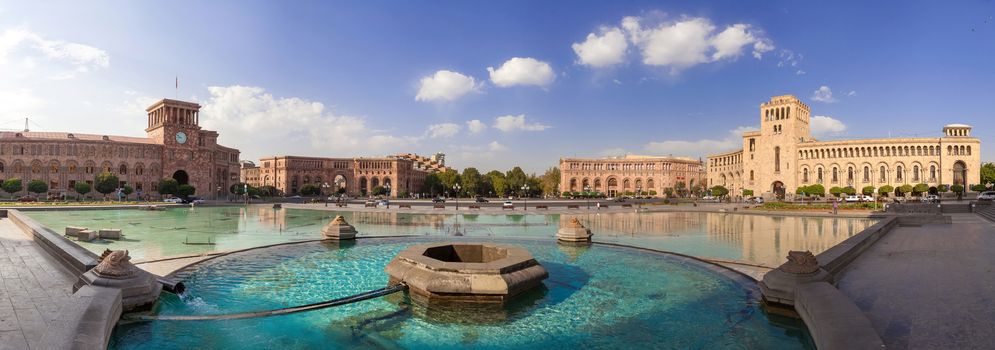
xmin=475 ymin=196 xmax=489 ymax=203
xmin=750 ymin=197 xmax=764 ymax=204
xmin=182 ymin=196 xmax=205 ymax=204
xmin=432 ymin=197 xmax=446 ymax=203
xmin=977 ymin=191 xmax=995 ymax=201
xmin=921 ymin=194 xmax=940 ymax=203
xmin=613 ymin=197 xmax=626 ymax=202
xmin=17 ymin=197 xmax=36 ymax=202
xmin=163 ymin=197 xmax=183 ymax=203
xmin=502 ymin=200 xmax=514 ymax=208
xmin=844 ymin=195 xmax=861 ymax=203
xmin=376 ymin=199 xmax=390 ymax=207
xmin=702 ymin=195 xmax=716 ymax=201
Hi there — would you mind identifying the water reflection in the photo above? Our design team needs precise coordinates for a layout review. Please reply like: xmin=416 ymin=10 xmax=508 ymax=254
xmin=30 ymin=206 xmax=876 ymax=266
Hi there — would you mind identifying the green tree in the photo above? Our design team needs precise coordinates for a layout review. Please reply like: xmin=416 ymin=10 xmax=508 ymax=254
xmin=525 ymin=176 xmax=542 ymax=197
xmin=437 ymin=169 xmax=460 ymax=196
xmin=862 ymin=186 xmax=875 ymax=196
xmin=371 ymin=185 xmax=388 ymax=196
xmin=27 ymin=180 xmax=48 ymax=197
xmin=950 ymin=184 xmax=965 ymax=194
xmin=796 ymin=186 xmax=807 ymax=196
xmin=178 ymin=184 xmax=196 ymax=197
xmin=257 ymin=185 xmax=279 ymax=197
xmin=540 ymin=167 xmax=560 ymax=198
xmin=710 ymin=185 xmax=729 ymax=197
xmin=122 ymin=185 xmax=134 ymax=200
xmin=158 ymin=178 xmax=179 ymax=196
xmin=898 ymin=184 xmax=913 ymax=197
xmin=300 ymin=183 xmax=321 ymax=196
xmin=937 ymin=184 xmax=949 ymax=194
xmin=980 ymin=162 xmax=995 ymax=187
xmin=806 ymin=184 xmax=826 ymax=197
xmin=830 ymin=186 xmax=843 ymax=197
xmin=663 ymin=187 xmax=674 ymax=197
xmin=2 ymin=178 xmax=22 ymax=198
xmin=421 ymin=173 xmax=443 ymax=196
xmin=674 ymin=181 xmax=687 ymax=197
xmin=843 ymin=186 xmax=857 ymax=196
xmin=913 ymin=183 xmax=930 ymax=195
xmin=878 ymin=185 xmax=894 ymax=197
xmin=73 ymin=182 xmax=92 ymax=200
xmin=648 ymin=190 xmax=657 ymax=196
xmin=742 ymin=189 xmax=754 ymax=196
xmin=94 ymin=171 xmax=119 ymax=199
xmin=460 ymin=167 xmax=483 ymax=197
xmin=970 ymin=184 xmax=986 ymax=192
xmin=486 ymin=170 xmax=508 ymax=197
xmin=230 ymin=183 xmax=249 ymax=195
xmin=505 ymin=167 xmax=528 ymax=195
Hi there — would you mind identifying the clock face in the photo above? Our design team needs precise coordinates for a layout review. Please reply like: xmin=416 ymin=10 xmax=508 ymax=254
xmin=175 ymin=131 xmax=187 ymax=144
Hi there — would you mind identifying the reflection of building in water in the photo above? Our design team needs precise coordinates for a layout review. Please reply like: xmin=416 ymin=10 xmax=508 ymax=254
xmin=707 ymin=214 xmax=875 ymax=265
xmin=560 ymin=212 xmax=705 ymax=236
xmin=350 ymin=212 xmax=447 ymax=228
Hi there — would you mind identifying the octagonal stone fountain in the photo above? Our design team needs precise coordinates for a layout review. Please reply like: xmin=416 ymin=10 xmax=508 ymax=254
xmin=385 ymin=243 xmax=548 ymax=304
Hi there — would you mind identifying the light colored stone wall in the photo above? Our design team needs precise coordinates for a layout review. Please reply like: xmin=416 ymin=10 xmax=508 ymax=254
xmin=254 ymin=155 xmax=430 ymax=197
xmin=559 ymin=155 xmax=706 ymax=197
xmin=708 ymin=95 xmax=982 ymax=198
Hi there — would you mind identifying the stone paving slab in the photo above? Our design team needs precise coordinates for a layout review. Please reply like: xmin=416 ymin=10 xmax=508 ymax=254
xmin=837 ymin=213 xmax=995 ymax=349
xmin=0 ymin=218 xmax=75 ymax=350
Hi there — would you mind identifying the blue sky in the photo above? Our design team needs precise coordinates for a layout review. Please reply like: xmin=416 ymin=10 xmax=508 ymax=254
xmin=1 ymin=1 xmax=993 ymax=173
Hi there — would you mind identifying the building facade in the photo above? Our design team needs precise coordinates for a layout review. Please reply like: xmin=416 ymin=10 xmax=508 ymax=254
xmin=246 ymin=154 xmax=443 ymax=197
xmin=707 ymin=94 xmax=981 ymax=199
xmin=559 ymin=155 xmax=706 ymax=197
xmin=0 ymin=99 xmax=241 ymax=199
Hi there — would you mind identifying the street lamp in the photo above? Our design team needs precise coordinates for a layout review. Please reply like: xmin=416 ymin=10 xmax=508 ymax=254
xmin=584 ymin=185 xmax=591 ymax=210
xmin=521 ymin=184 xmax=530 ymax=211
xmin=636 ymin=185 xmax=642 ymax=211
xmin=217 ymin=186 xmax=222 ymax=201
xmin=321 ymin=182 xmax=330 ymax=207
xmin=454 ymin=183 xmax=461 ymax=211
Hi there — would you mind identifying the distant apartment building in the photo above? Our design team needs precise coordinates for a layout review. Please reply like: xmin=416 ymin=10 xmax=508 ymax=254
xmin=559 ymin=155 xmax=706 ymax=197
xmin=243 ymin=153 xmax=446 ymax=197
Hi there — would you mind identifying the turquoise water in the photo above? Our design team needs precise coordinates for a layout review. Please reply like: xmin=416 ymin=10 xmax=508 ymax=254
xmin=109 ymin=238 xmax=813 ymax=349
xmin=28 ymin=206 xmax=877 ymax=266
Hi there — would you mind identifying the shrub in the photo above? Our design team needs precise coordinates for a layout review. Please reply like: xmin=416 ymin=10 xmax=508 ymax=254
xmin=806 ymin=184 xmax=826 ymax=197
xmin=795 ymin=187 xmax=806 ymax=196
xmin=158 ymin=178 xmax=179 ymax=196
xmin=742 ymin=189 xmax=754 ymax=196
xmin=913 ymin=183 xmax=930 ymax=195
xmin=2 ymin=178 xmax=23 ymax=197
xmin=710 ymin=186 xmax=729 ymax=197
xmin=73 ymin=182 xmax=92 ymax=199
xmin=178 ymin=184 xmax=196 ymax=197
xmin=300 ymin=183 xmax=322 ymax=196
xmin=862 ymin=186 xmax=875 ymax=196
xmin=94 ymin=171 xmax=119 ymax=198
xmin=122 ymin=185 xmax=134 ymax=196
xmin=937 ymin=184 xmax=949 ymax=193
xmin=898 ymin=184 xmax=913 ymax=196
xmin=970 ymin=184 xmax=986 ymax=192
xmin=878 ymin=185 xmax=894 ymax=197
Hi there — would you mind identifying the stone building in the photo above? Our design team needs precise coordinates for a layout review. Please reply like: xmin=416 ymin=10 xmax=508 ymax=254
xmin=0 ymin=98 xmax=241 ymax=199
xmin=559 ymin=155 xmax=706 ymax=197
xmin=246 ymin=154 xmax=441 ymax=197
xmin=707 ymin=94 xmax=981 ymax=199
xmin=240 ymin=161 xmax=260 ymax=184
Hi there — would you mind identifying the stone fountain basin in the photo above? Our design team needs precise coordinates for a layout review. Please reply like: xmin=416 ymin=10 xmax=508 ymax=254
xmin=385 ymin=243 xmax=548 ymax=303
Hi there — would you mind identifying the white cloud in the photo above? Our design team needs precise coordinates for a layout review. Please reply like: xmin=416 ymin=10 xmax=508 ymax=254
xmin=425 ymin=123 xmax=461 ymax=138
xmin=0 ymin=89 xmax=44 ymax=116
xmin=644 ymin=126 xmax=754 ymax=158
xmin=487 ymin=57 xmax=555 ymax=87
xmin=810 ymin=115 xmax=847 ymax=138
xmin=466 ymin=119 xmax=487 ymax=134
xmin=616 ymin=15 xmax=773 ymax=73
xmin=415 ymin=70 xmax=481 ymax=102
xmin=0 ymin=28 xmax=109 ymax=73
xmin=811 ymin=86 xmax=836 ymax=103
xmin=488 ymin=141 xmax=506 ymax=152
xmin=201 ymin=85 xmax=418 ymax=160
xmin=847 ymin=90 xmax=857 ymax=96
xmin=493 ymin=114 xmax=550 ymax=132
xmin=571 ymin=27 xmax=629 ymax=67
xmin=777 ymin=49 xmax=802 ymax=68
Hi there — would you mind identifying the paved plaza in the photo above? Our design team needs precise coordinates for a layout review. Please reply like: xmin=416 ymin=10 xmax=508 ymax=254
xmin=0 ymin=219 xmax=75 ymax=350
xmin=838 ymin=213 xmax=995 ymax=349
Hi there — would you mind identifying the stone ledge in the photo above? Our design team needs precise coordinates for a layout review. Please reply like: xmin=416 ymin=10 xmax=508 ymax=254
xmin=794 ymin=282 xmax=885 ymax=350
xmin=817 ymin=216 xmax=898 ymax=278
xmin=39 ymin=285 xmax=123 ymax=350
xmin=5 ymin=209 xmax=99 ymax=275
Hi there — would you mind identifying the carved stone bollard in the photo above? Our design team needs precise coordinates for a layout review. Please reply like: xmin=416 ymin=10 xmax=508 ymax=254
xmin=321 ymin=215 xmax=357 ymax=240
xmin=759 ymin=250 xmax=832 ymax=307
xmin=556 ymin=218 xmax=593 ymax=243
xmin=75 ymin=250 xmax=162 ymax=311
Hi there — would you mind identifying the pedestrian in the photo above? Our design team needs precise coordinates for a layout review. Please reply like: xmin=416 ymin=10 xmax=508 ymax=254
xmin=832 ymin=198 xmax=839 ymax=215
xmin=596 ymin=202 xmax=601 ymax=210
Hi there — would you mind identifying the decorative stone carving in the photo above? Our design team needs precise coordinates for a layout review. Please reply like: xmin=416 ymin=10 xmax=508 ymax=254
xmin=759 ymin=250 xmax=831 ymax=307
xmin=321 ymin=215 xmax=357 ymax=240
xmin=385 ymin=243 xmax=548 ymax=305
xmin=76 ymin=250 xmax=162 ymax=311
xmin=780 ymin=251 xmax=820 ymax=274
xmin=556 ymin=218 xmax=593 ymax=243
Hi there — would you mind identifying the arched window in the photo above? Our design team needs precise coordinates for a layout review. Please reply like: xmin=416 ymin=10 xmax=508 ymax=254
xmin=803 ymin=168 xmax=809 ymax=183
xmin=0 ymin=162 xmax=4 ymax=173
xmin=930 ymin=165 xmax=937 ymax=181
xmin=119 ymin=164 xmax=127 ymax=175
xmin=774 ymin=147 xmax=781 ymax=172
xmin=818 ymin=168 xmax=824 ymax=182
xmin=832 ymin=167 xmax=839 ymax=183
xmin=913 ymin=165 xmax=920 ymax=182
xmin=896 ymin=166 xmax=903 ymax=182
xmin=750 ymin=170 xmax=754 ymax=181
xmin=863 ymin=166 xmax=870 ymax=182
xmin=880 ymin=166 xmax=886 ymax=182
xmin=848 ymin=167 xmax=854 ymax=182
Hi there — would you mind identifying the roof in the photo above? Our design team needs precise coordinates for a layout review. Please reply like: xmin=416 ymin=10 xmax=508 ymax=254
xmin=0 ymin=131 xmax=157 ymax=144
xmin=943 ymin=123 xmax=971 ymax=128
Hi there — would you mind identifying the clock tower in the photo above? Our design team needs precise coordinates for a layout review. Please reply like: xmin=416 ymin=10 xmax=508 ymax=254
xmin=145 ymin=99 xmax=210 ymax=192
